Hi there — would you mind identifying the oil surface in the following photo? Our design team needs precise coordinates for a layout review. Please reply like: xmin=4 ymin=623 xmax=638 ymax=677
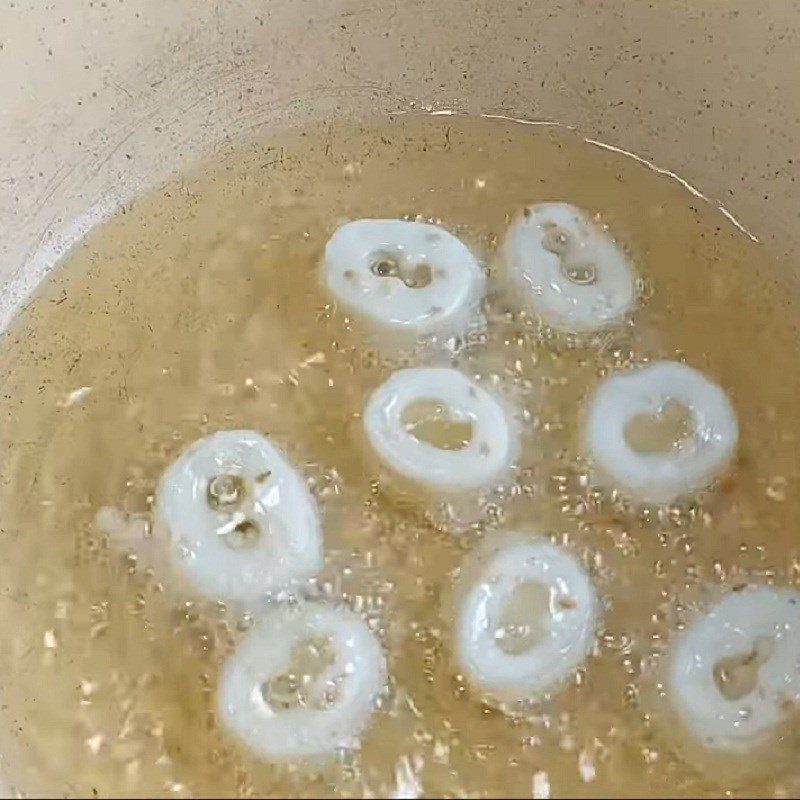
xmin=1 ymin=114 xmax=799 ymax=798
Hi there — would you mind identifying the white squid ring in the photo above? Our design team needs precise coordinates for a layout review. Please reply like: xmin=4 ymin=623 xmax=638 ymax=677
xmin=585 ymin=361 xmax=738 ymax=503
xmin=363 ymin=367 xmax=515 ymax=493
xmin=502 ymin=202 xmax=635 ymax=332
xmin=156 ymin=430 xmax=322 ymax=603
xmin=324 ymin=219 xmax=485 ymax=342
xmin=218 ymin=604 xmax=386 ymax=761
xmin=669 ymin=587 xmax=800 ymax=751
xmin=455 ymin=536 xmax=598 ymax=702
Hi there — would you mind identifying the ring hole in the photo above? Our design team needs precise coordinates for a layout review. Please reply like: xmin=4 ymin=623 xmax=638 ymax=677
xmin=624 ymin=399 xmax=694 ymax=455
xmin=403 ymin=262 xmax=434 ymax=288
xmin=224 ymin=518 xmax=261 ymax=550
xmin=560 ymin=260 xmax=598 ymax=286
xmin=401 ymin=399 xmax=473 ymax=451
xmin=495 ymin=581 xmax=555 ymax=655
xmin=207 ymin=473 xmax=246 ymax=510
xmin=541 ymin=222 xmax=599 ymax=286
xmin=262 ymin=636 xmax=337 ymax=711
xmin=369 ymin=249 xmax=433 ymax=289
xmin=541 ymin=222 xmax=571 ymax=256
xmin=713 ymin=637 xmax=774 ymax=701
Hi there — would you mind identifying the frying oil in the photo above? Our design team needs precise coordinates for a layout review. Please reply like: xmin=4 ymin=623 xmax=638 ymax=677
xmin=1 ymin=114 xmax=799 ymax=797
